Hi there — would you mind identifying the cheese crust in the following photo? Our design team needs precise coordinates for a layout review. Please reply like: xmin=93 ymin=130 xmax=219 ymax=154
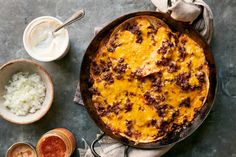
xmin=89 ymin=16 xmax=209 ymax=144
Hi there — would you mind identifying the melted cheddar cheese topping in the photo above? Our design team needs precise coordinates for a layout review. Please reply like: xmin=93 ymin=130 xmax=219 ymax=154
xmin=90 ymin=16 xmax=209 ymax=143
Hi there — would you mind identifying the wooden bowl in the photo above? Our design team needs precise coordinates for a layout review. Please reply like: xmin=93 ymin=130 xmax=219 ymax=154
xmin=0 ymin=59 xmax=54 ymax=124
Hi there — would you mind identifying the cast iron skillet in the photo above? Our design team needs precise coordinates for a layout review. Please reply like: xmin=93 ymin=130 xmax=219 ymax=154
xmin=80 ymin=11 xmax=217 ymax=156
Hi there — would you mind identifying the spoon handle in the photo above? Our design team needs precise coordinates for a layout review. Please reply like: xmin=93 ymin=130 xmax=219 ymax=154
xmin=53 ymin=9 xmax=85 ymax=33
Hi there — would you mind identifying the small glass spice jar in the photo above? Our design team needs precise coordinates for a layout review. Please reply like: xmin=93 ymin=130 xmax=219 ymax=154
xmin=6 ymin=142 xmax=37 ymax=157
xmin=36 ymin=128 xmax=76 ymax=157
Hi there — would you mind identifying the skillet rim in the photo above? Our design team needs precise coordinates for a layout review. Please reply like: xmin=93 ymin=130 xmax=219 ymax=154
xmin=80 ymin=11 xmax=217 ymax=149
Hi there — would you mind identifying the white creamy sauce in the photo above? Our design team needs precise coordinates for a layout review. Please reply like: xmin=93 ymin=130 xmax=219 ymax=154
xmin=26 ymin=19 xmax=68 ymax=61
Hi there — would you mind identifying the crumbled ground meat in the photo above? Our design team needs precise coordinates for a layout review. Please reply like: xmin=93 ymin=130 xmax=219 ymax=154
xmin=110 ymin=41 xmax=117 ymax=49
xmin=91 ymin=61 xmax=101 ymax=75
xmin=186 ymin=61 xmax=192 ymax=68
xmin=95 ymin=103 xmax=109 ymax=117
xmin=167 ymin=32 xmax=174 ymax=39
xmin=110 ymin=102 xmax=121 ymax=114
xmin=98 ymin=101 xmax=122 ymax=116
xmin=156 ymin=72 xmax=163 ymax=77
xmin=89 ymin=87 xmax=100 ymax=95
xmin=129 ymin=92 xmax=136 ymax=96
xmin=107 ymin=47 xmax=115 ymax=52
xmin=179 ymin=97 xmax=190 ymax=108
xmin=94 ymin=103 xmax=105 ymax=112
xmin=156 ymin=57 xmax=170 ymax=66
xmin=157 ymin=129 xmax=166 ymax=137
xmin=190 ymin=85 xmax=201 ymax=91
xmin=112 ymin=63 xmax=127 ymax=73
xmin=194 ymin=108 xmax=201 ymax=118
xmin=151 ymin=34 xmax=156 ymax=45
xmin=147 ymin=24 xmax=158 ymax=34
xmin=147 ymin=24 xmax=158 ymax=40
xmin=124 ymin=91 xmax=136 ymax=97
xmin=144 ymin=92 xmax=156 ymax=105
xmin=89 ymin=77 xmax=94 ymax=84
xmin=181 ymin=36 xmax=187 ymax=45
xmin=174 ymin=33 xmax=181 ymax=44
xmin=92 ymin=59 xmax=111 ymax=74
xmin=128 ymin=71 xmax=136 ymax=81
xmin=158 ymin=46 xmax=167 ymax=54
xmin=147 ymin=74 xmax=156 ymax=82
xmin=135 ymin=68 xmax=142 ymax=77
xmin=175 ymin=72 xmax=191 ymax=90
xmin=125 ymin=99 xmax=133 ymax=113
xmin=195 ymin=71 xmax=205 ymax=83
xmin=163 ymin=40 xmax=174 ymax=48
xmin=136 ymin=32 xmax=143 ymax=44
xmin=151 ymin=119 xmax=157 ymax=126
xmin=154 ymin=104 xmax=168 ymax=117
xmin=115 ymin=73 xmax=123 ymax=80
xmin=158 ymin=121 xmax=169 ymax=136
xmin=124 ymin=22 xmax=143 ymax=44
xmin=156 ymin=95 xmax=165 ymax=102
xmin=128 ymin=69 xmax=145 ymax=82
xmin=126 ymin=120 xmax=133 ymax=130
xmin=100 ymin=59 xmax=105 ymax=64
xmin=168 ymin=63 xmax=179 ymax=73
xmin=138 ymin=106 xmax=144 ymax=112
xmin=172 ymin=110 xmax=180 ymax=118
xmin=178 ymin=46 xmax=187 ymax=60
xmin=102 ymin=72 xmax=114 ymax=84
xmin=111 ymin=42 xmax=122 ymax=50
xmin=124 ymin=91 xmax=129 ymax=96
xmin=101 ymin=52 xmax=107 ymax=57
xmin=118 ymin=58 xmax=124 ymax=63
xmin=113 ymin=129 xmax=121 ymax=136
xmin=197 ymin=64 xmax=203 ymax=70
xmin=100 ymin=65 xmax=109 ymax=72
xmin=199 ymin=96 xmax=205 ymax=101
xmin=156 ymin=21 xmax=163 ymax=27
xmin=107 ymin=34 xmax=121 ymax=52
xmin=133 ymin=130 xmax=141 ymax=139
xmin=152 ymin=77 xmax=163 ymax=92
xmin=107 ymin=58 xmax=112 ymax=67
xmin=124 ymin=22 xmax=138 ymax=33
xmin=157 ymin=40 xmax=174 ymax=54
xmin=124 ymin=130 xmax=132 ymax=137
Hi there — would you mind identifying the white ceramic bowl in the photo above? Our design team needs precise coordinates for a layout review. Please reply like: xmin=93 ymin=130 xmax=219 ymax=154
xmin=23 ymin=16 xmax=70 ymax=62
xmin=0 ymin=59 xmax=54 ymax=124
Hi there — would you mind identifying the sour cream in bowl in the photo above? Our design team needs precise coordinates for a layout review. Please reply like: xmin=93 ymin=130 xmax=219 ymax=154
xmin=23 ymin=16 xmax=70 ymax=62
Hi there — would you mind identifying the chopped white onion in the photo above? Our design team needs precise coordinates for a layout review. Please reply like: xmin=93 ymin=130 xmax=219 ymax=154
xmin=3 ymin=72 xmax=46 ymax=116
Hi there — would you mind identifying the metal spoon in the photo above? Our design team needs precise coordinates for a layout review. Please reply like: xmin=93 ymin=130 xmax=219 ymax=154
xmin=53 ymin=9 xmax=85 ymax=34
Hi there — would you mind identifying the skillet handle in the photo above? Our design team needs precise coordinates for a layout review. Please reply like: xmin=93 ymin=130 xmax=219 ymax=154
xmin=90 ymin=132 xmax=105 ymax=157
xmin=124 ymin=145 xmax=130 ymax=157
xmin=90 ymin=132 xmax=130 ymax=157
